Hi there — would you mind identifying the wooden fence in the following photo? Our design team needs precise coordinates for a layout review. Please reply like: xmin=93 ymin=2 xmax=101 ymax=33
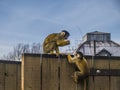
xmin=22 ymin=54 xmax=120 ymax=90
xmin=0 ymin=54 xmax=120 ymax=90
xmin=0 ymin=60 xmax=21 ymax=90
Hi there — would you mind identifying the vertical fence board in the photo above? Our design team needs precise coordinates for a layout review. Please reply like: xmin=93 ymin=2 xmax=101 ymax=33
xmin=17 ymin=63 xmax=21 ymax=90
xmin=84 ymin=59 xmax=91 ymax=90
xmin=87 ymin=76 xmax=93 ymax=90
xmin=60 ymin=57 xmax=84 ymax=90
xmin=5 ymin=63 xmax=17 ymax=90
xmin=77 ymin=79 xmax=84 ymax=90
xmin=0 ymin=63 xmax=5 ymax=90
xmin=94 ymin=76 xmax=109 ymax=90
xmin=110 ymin=60 xmax=120 ymax=90
xmin=22 ymin=54 xmax=41 ymax=90
xmin=110 ymin=76 xmax=120 ymax=90
xmin=60 ymin=58 xmax=76 ymax=90
xmin=93 ymin=59 xmax=109 ymax=90
xmin=0 ymin=61 xmax=21 ymax=90
xmin=42 ymin=57 xmax=59 ymax=90
xmin=110 ymin=60 xmax=120 ymax=69
xmin=94 ymin=59 xmax=109 ymax=69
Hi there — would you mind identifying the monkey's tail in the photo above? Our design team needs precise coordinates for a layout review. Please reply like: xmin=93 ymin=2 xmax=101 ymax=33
xmin=84 ymin=79 xmax=86 ymax=90
xmin=84 ymin=77 xmax=89 ymax=90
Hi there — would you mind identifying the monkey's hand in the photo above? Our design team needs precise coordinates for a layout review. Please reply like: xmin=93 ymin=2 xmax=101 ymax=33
xmin=55 ymin=53 xmax=60 ymax=57
xmin=56 ymin=40 xmax=70 ymax=46
xmin=65 ymin=40 xmax=70 ymax=45
xmin=67 ymin=54 xmax=72 ymax=63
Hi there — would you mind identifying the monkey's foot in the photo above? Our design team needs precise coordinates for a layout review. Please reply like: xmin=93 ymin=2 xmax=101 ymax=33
xmin=71 ymin=75 xmax=78 ymax=83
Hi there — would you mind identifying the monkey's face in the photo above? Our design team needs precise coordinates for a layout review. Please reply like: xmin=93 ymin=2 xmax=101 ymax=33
xmin=74 ymin=53 xmax=82 ymax=59
xmin=60 ymin=31 xmax=69 ymax=39
xmin=60 ymin=32 xmax=66 ymax=38
xmin=76 ymin=54 xmax=80 ymax=58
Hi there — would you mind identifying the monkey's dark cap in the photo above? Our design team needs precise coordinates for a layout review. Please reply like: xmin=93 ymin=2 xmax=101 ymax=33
xmin=76 ymin=51 xmax=84 ymax=59
xmin=61 ymin=30 xmax=70 ymax=37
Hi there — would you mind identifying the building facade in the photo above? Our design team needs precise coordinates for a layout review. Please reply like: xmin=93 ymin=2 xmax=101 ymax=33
xmin=77 ymin=31 xmax=120 ymax=56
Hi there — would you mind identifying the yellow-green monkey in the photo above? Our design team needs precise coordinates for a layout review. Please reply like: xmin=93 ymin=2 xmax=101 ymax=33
xmin=43 ymin=30 xmax=70 ymax=55
xmin=67 ymin=51 xmax=90 ymax=83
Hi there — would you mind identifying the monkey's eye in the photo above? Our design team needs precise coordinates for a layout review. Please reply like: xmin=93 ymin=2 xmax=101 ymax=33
xmin=74 ymin=54 xmax=77 ymax=56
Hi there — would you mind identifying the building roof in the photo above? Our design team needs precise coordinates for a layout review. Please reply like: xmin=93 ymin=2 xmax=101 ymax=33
xmin=87 ymin=31 xmax=110 ymax=34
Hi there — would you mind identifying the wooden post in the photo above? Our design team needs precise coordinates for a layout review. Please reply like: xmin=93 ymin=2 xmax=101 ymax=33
xmin=17 ymin=62 xmax=21 ymax=90
xmin=0 ymin=61 xmax=21 ymax=90
xmin=110 ymin=59 xmax=120 ymax=90
xmin=42 ymin=55 xmax=59 ymax=90
xmin=22 ymin=54 xmax=41 ymax=90
xmin=60 ymin=56 xmax=77 ymax=90
xmin=0 ymin=62 xmax=5 ymax=90
xmin=5 ymin=63 xmax=17 ymax=90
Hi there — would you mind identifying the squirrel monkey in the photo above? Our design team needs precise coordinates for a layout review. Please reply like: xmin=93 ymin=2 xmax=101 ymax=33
xmin=43 ymin=30 xmax=70 ymax=55
xmin=67 ymin=51 xmax=90 ymax=83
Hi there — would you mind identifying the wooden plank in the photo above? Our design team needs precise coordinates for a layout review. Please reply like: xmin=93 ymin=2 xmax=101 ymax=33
xmin=93 ymin=59 xmax=110 ymax=90
xmin=87 ymin=59 xmax=93 ymax=69
xmin=22 ymin=54 xmax=41 ymax=90
xmin=94 ymin=76 xmax=109 ymax=90
xmin=17 ymin=63 xmax=21 ymax=90
xmin=110 ymin=76 xmax=120 ymax=90
xmin=4 ymin=63 xmax=17 ymax=90
xmin=77 ymin=79 xmax=84 ymax=90
xmin=31 ymin=56 xmax=41 ymax=90
xmin=60 ymin=56 xmax=84 ymax=90
xmin=87 ymin=76 xmax=94 ymax=90
xmin=42 ymin=57 xmax=59 ymax=90
xmin=60 ymin=58 xmax=76 ymax=90
xmin=110 ymin=60 xmax=120 ymax=90
xmin=94 ymin=59 xmax=109 ymax=69
xmin=110 ymin=60 xmax=120 ymax=69
xmin=83 ymin=58 xmax=91 ymax=90
xmin=0 ymin=63 xmax=5 ymax=90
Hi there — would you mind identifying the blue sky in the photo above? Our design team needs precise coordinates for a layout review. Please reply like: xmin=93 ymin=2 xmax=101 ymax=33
xmin=0 ymin=0 xmax=120 ymax=57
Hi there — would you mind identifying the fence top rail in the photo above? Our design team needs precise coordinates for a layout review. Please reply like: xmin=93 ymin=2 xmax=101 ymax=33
xmin=0 ymin=60 xmax=21 ymax=64
xmin=22 ymin=53 xmax=120 ymax=60
xmin=22 ymin=53 xmax=67 ymax=58
xmin=1 ymin=53 xmax=120 ymax=62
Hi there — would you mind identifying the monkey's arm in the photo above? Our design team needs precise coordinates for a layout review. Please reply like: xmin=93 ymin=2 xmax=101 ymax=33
xmin=56 ymin=39 xmax=70 ymax=46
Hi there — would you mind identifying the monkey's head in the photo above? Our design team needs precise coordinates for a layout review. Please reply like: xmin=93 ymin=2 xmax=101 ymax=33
xmin=61 ymin=30 xmax=70 ymax=39
xmin=74 ymin=51 xmax=84 ymax=59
